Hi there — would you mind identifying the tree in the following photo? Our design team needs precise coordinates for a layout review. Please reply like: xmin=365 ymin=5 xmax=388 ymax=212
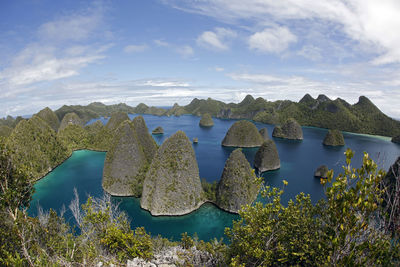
xmin=226 ymin=149 xmax=400 ymax=266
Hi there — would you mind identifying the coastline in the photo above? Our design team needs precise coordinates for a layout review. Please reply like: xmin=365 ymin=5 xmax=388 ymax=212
xmin=33 ymin=148 xmax=107 ymax=182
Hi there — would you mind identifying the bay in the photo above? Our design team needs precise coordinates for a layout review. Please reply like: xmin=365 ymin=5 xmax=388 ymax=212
xmin=28 ymin=114 xmax=400 ymax=241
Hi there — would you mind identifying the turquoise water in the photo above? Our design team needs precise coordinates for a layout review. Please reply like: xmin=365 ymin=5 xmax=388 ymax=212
xmin=28 ymin=115 xmax=400 ymax=241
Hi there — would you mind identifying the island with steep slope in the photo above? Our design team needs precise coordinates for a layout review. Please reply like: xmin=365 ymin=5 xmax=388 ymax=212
xmin=216 ymin=149 xmax=260 ymax=213
xmin=222 ymin=120 xmax=264 ymax=147
xmin=140 ymin=131 xmax=205 ymax=216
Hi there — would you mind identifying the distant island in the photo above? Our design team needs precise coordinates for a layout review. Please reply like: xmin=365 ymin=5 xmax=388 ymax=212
xmin=2 ymin=94 xmax=399 ymax=138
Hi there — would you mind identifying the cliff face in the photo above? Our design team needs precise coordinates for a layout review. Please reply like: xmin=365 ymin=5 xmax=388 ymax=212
xmin=59 ymin=112 xmax=83 ymax=132
xmin=132 ymin=116 xmax=158 ymax=163
xmin=102 ymin=120 xmax=148 ymax=197
xmin=199 ymin=113 xmax=214 ymax=127
xmin=7 ymin=115 xmax=69 ymax=179
xmin=36 ymin=107 xmax=60 ymax=132
xmin=323 ymin=129 xmax=345 ymax=146
xmin=140 ymin=131 xmax=205 ymax=216
xmin=272 ymin=118 xmax=303 ymax=140
xmin=216 ymin=149 xmax=260 ymax=213
xmin=222 ymin=120 xmax=264 ymax=147
xmin=254 ymin=140 xmax=280 ymax=173
xmin=259 ymin=128 xmax=269 ymax=141
xmin=106 ymin=112 xmax=130 ymax=131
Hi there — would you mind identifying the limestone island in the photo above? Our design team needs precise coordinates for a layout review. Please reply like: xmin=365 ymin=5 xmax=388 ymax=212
xmin=216 ymin=149 xmax=260 ymax=213
xmin=323 ymin=129 xmax=345 ymax=146
xmin=222 ymin=120 xmax=264 ymax=147
xmin=140 ymin=131 xmax=205 ymax=216
xmin=272 ymin=118 xmax=303 ymax=140
xmin=199 ymin=113 xmax=214 ymax=127
xmin=152 ymin=126 xmax=164 ymax=135
xmin=102 ymin=116 xmax=157 ymax=197
xmin=254 ymin=140 xmax=280 ymax=173
xmin=314 ymin=165 xmax=329 ymax=179
xmin=59 ymin=112 xmax=83 ymax=132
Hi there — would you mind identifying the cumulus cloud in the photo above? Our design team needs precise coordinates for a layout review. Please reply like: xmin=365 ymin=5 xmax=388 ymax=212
xmin=248 ymin=26 xmax=297 ymax=53
xmin=124 ymin=44 xmax=148 ymax=53
xmin=0 ymin=4 xmax=109 ymax=92
xmin=164 ymin=0 xmax=400 ymax=64
xmin=197 ymin=27 xmax=237 ymax=51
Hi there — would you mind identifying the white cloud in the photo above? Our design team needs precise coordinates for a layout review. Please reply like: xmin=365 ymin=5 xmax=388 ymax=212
xmin=175 ymin=45 xmax=194 ymax=58
xmin=154 ymin=39 xmax=170 ymax=47
xmin=124 ymin=44 xmax=148 ymax=53
xmin=0 ymin=4 xmax=108 ymax=90
xmin=37 ymin=6 xmax=103 ymax=42
xmin=248 ymin=26 xmax=297 ymax=53
xmin=214 ymin=66 xmax=225 ymax=72
xmin=197 ymin=27 xmax=237 ymax=51
xmin=165 ymin=0 xmax=400 ymax=64
xmin=297 ymin=45 xmax=322 ymax=61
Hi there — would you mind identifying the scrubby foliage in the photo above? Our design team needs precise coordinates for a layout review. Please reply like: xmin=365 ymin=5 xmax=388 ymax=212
xmin=2 ymin=129 xmax=400 ymax=266
xmin=226 ymin=149 xmax=400 ymax=266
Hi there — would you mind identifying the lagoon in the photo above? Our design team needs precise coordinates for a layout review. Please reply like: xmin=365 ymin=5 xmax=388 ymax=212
xmin=28 ymin=115 xmax=400 ymax=241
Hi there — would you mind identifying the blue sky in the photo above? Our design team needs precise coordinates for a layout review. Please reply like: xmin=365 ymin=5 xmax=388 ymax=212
xmin=1 ymin=0 xmax=400 ymax=118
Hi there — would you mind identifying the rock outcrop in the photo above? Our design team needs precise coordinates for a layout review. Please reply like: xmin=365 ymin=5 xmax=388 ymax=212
xmin=272 ymin=118 xmax=303 ymax=140
xmin=106 ymin=112 xmax=130 ymax=131
xmin=59 ymin=112 xmax=83 ymax=132
xmin=152 ymin=126 xmax=164 ymax=134
xmin=323 ymin=129 xmax=345 ymax=146
xmin=132 ymin=116 xmax=158 ymax=162
xmin=259 ymin=128 xmax=269 ymax=141
xmin=36 ymin=107 xmax=60 ymax=132
xmin=254 ymin=140 xmax=280 ymax=173
xmin=314 ymin=165 xmax=329 ymax=178
xmin=391 ymin=136 xmax=400 ymax=144
xmin=102 ymin=120 xmax=149 ymax=197
xmin=199 ymin=113 xmax=214 ymax=127
xmin=140 ymin=131 xmax=204 ymax=216
xmin=221 ymin=120 xmax=264 ymax=147
xmin=216 ymin=149 xmax=260 ymax=213
xmin=165 ymin=103 xmax=187 ymax=116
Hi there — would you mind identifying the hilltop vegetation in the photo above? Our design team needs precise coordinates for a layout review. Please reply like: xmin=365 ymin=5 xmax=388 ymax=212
xmin=3 ymin=93 xmax=395 ymax=137
xmin=1 ymin=137 xmax=400 ymax=265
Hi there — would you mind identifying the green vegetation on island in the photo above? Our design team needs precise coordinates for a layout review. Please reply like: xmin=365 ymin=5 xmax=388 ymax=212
xmin=106 ymin=112 xmax=130 ymax=131
xmin=59 ymin=112 xmax=83 ymax=132
xmin=222 ymin=120 xmax=264 ymax=147
xmin=323 ymin=129 xmax=345 ymax=146
xmin=102 ymin=120 xmax=149 ymax=197
xmin=314 ymin=165 xmax=329 ymax=178
xmin=272 ymin=118 xmax=303 ymax=140
xmin=6 ymin=115 xmax=70 ymax=179
xmin=140 ymin=131 xmax=205 ymax=216
xmin=0 ymin=125 xmax=13 ymax=138
xmin=36 ymin=107 xmax=60 ymax=132
xmin=199 ymin=113 xmax=214 ymax=127
xmin=216 ymin=149 xmax=261 ymax=213
xmin=1 ymin=134 xmax=400 ymax=265
xmin=254 ymin=140 xmax=280 ymax=173
xmin=152 ymin=126 xmax=164 ymax=134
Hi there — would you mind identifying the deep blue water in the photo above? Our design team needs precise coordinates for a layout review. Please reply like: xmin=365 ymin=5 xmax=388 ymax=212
xmin=28 ymin=115 xmax=400 ymax=241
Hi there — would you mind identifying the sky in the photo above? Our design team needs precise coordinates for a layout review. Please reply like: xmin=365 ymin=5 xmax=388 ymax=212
xmin=1 ymin=0 xmax=400 ymax=118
